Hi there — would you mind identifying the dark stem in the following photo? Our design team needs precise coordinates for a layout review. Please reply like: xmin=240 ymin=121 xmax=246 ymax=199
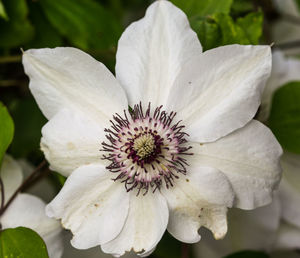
xmin=0 ymin=177 xmax=4 ymax=210
xmin=181 ymin=243 xmax=190 ymax=258
xmin=22 ymin=167 xmax=52 ymax=193
xmin=0 ymin=160 xmax=48 ymax=217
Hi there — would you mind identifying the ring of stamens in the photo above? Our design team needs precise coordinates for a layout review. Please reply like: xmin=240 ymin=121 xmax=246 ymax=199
xmin=101 ymin=103 xmax=192 ymax=195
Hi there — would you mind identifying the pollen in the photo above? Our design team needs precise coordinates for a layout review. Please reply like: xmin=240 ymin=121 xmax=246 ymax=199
xmin=133 ymin=134 xmax=155 ymax=159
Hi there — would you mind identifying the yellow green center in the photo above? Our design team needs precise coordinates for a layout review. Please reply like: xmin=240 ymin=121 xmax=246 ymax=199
xmin=133 ymin=134 xmax=155 ymax=159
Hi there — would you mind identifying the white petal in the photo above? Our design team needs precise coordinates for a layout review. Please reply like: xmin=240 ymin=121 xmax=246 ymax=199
xmin=167 ymin=45 xmax=271 ymax=143
xmin=275 ymin=221 xmax=300 ymax=250
xmin=22 ymin=47 xmax=128 ymax=122
xmin=101 ymin=191 xmax=168 ymax=257
xmin=1 ymin=193 xmax=63 ymax=258
xmin=258 ymin=51 xmax=300 ymax=122
xmin=161 ymin=166 xmax=234 ymax=243
xmin=46 ymin=164 xmax=129 ymax=249
xmin=115 ymin=0 xmax=202 ymax=107
xmin=0 ymin=155 xmax=23 ymax=202
xmin=279 ymin=153 xmax=300 ymax=228
xmin=189 ymin=120 xmax=282 ymax=209
xmin=41 ymin=108 xmax=105 ymax=177
xmin=194 ymin=196 xmax=281 ymax=258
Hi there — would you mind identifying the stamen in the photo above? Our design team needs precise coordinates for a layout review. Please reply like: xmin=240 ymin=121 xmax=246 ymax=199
xmin=133 ymin=134 xmax=155 ymax=159
xmin=100 ymin=102 xmax=193 ymax=195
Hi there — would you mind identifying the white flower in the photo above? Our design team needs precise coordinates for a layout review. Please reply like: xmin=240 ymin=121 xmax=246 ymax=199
xmin=22 ymin=0 xmax=282 ymax=256
xmin=0 ymin=155 xmax=63 ymax=258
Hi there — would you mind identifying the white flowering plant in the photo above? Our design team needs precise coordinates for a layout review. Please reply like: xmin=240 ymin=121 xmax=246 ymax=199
xmin=0 ymin=1 xmax=300 ymax=258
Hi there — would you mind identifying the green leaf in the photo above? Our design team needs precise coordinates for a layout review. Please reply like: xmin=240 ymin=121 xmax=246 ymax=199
xmin=0 ymin=227 xmax=49 ymax=258
xmin=0 ymin=0 xmax=8 ymax=21
xmin=236 ymin=11 xmax=263 ymax=45
xmin=194 ymin=11 xmax=263 ymax=51
xmin=231 ymin=0 xmax=255 ymax=17
xmin=0 ymin=0 xmax=34 ymax=48
xmin=53 ymin=172 xmax=67 ymax=187
xmin=39 ymin=0 xmax=122 ymax=50
xmin=224 ymin=250 xmax=269 ymax=258
xmin=269 ymin=81 xmax=300 ymax=154
xmin=9 ymin=98 xmax=46 ymax=159
xmin=214 ymin=13 xmax=250 ymax=45
xmin=192 ymin=16 xmax=222 ymax=51
xmin=0 ymin=102 xmax=14 ymax=166
xmin=171 ymin=0 xmax=233 ymax=17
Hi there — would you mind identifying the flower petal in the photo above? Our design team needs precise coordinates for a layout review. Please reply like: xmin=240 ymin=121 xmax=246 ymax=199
xmin=101 ymin=191 xmax=168 ymax=257
xmin=194 ymin=196 xmax=281 ymax=258
xmin=1 ymin=193 xmax=63 ymax=258
xmin=46 ymin=164 xmax=129 ymax=249
xmin=41 ymin=108 xmax=105 ymax=177
xmin=115 ymin=0 xmax=202 ymax=107
xmin=0 ymin=155 xmax=23 ymax=202
xmin=279 ymin=153 xmax=300 ymax=228
xmin=258 ymin=51 xmax=300 ymax=122
xmin=22 ymin=47 xmax=128 ymax=122
xmin=190 ymin=120 xmax=282 ymax=209
xmin=275 ymin=221 xmax=300 ymax=250
xmin=167 ymin=45 xmax=271 ymax=143
xmin=161 ymin=166 xmax=234 ymax=243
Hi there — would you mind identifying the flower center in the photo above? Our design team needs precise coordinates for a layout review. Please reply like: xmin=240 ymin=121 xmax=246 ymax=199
xmin=133 ymin=134 xmax=155 ymax=159
xmin=101 ymin=103 xmax=192 ymax=195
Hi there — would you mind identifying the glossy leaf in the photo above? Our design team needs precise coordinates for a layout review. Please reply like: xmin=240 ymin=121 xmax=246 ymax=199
xmin=236 ymin=11 xmax=263 ymax=45
xmin=269 ymin=82 xmax=300 ymax=154
xmin=194 ymin=11 xmax=263 ymax=51
xmin=0 ymin=102 xmax=14 ymax=165
xmin=171 ymin=0 xmax=233 ymax=17
xmin=0 ymin=227 xmax=49 ymax=258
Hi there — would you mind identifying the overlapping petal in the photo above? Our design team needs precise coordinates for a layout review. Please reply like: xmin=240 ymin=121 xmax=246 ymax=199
xmin=167 ymin=44 xmax=271 ymax=142
xmin=274 ymin=222 xmax=300 ymax=250
xmin=0 ymin=155 xmax=23 ymax=201
xmin=41 ymin=108 xmax=105 ymax=177
xmin=1 ymin=193 xmax=63 ymax=258
xmin=279 ymin=153 xmax=300 ymax=228
xmin=190 ymin=120 xmax=282 ymax=209
xmin=46 ymin=164 xmax=129 ymax=249
xmin=101 ymin=191 xmax=168 ymax=257
xmin=194 ymin=198 xmax=281 ymax=258
xmin=22 ymin=47 xmax=128 ymax=123
xmin=161 ymin=166 xmax=234 ymax=243
xmin=115 ymin=0 xmax=202 ymax=108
